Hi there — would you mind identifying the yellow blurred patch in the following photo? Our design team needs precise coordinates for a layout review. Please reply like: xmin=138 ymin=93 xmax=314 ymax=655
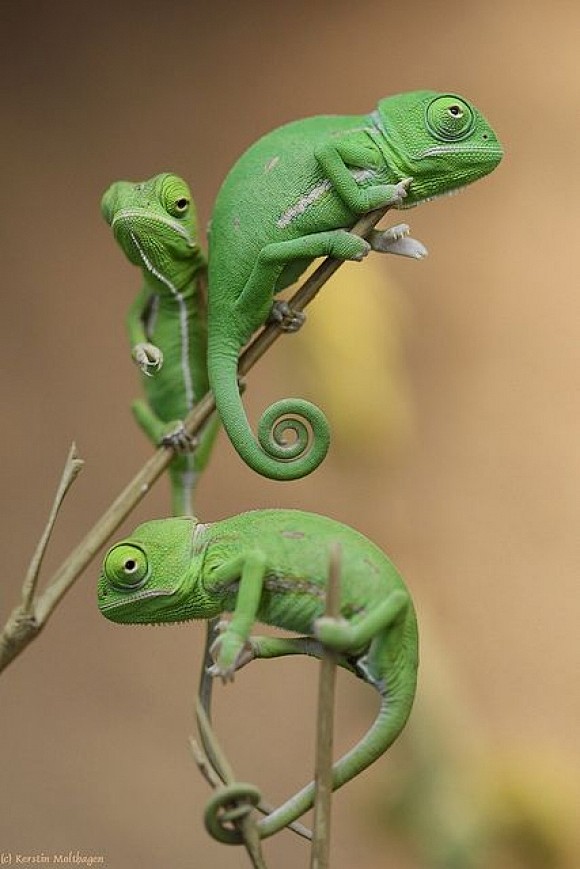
xmin=281 ymin=257 xmax=415 ymax=463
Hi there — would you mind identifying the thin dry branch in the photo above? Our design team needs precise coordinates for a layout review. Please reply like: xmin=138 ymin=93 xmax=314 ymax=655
xmin=0 ymin=202 xmax=395 ymax=675
xmin=310 ymin=544 xmax=341 ymax=869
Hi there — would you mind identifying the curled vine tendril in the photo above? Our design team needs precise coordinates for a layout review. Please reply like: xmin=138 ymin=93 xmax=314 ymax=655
xmin=204 ymin=782 xmax=262 ymax=845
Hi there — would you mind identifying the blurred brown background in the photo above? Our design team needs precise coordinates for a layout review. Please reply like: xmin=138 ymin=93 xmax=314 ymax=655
xmin=1 ymin=1 xmax=578 ymax=867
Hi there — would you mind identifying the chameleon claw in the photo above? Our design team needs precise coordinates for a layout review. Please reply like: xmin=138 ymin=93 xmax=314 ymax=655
xmin=367 ymin=177 xmax=413 ymax=211
xmin=209 ymin=623 xmax=254 ymax=681
xmin=389 ymin=177 xmax=413 ymax=206
xmin=229 ymin=642 xmax=257 ymax=671
xmin=387 ymin=177 xmax=413 ymax=207
xmin=386 ymin=223 xmax=411 ymax=241
xmin=160 ymin=422 xmax=198 ymax=453
xmin=132 ymin=342 xmax=164 ymax=375
xmin=352 ymin=239 xmax=371 ymax=261
xmin=368 ymin=224 xmax=428 ymax=259
xmin=206 ymin=663 xmax=236 ymax=684
xmin=205 ymin=663 xmax=221 ymax=678
xmin=268 ymin=300 xmax=306 ymax=333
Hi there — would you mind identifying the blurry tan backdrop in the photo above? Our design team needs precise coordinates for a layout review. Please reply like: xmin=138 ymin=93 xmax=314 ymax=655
xmin=1 ymin=2 xmax=578 ymax=867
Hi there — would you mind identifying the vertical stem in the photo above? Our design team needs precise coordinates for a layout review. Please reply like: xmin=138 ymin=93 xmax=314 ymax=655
xmin=310 ymin=543 xmax=341 ymax=869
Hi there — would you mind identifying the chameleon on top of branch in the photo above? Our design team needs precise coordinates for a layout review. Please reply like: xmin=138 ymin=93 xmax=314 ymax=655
xmin=207 ymin=90 xmax=503 ymax=481
xmin=98 ymin=508 xmax=418 ymax=839
xmin=101 ymin=173 xmax=218 ymax=516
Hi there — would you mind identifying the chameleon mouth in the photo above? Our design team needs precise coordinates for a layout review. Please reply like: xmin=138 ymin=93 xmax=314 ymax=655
xmin=399 ymin=142 xmax=503 ymax=208
xmin=111 ymin=207 xmax=195 ymax=245
xmin=99 ymin=586 xmax=176 ymax=617
xmin=398 ymin=183 xmax=467 ymax=209
xmin=99 ymin=587 xmax=196 ymax=626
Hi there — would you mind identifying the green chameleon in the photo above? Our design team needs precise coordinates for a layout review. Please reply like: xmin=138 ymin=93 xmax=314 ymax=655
xmin=101 ymin=173 xmax=218 ymax=516
xmin=98 ymin=508 xmax=418 ymax=838
xmin=207 ymin=90 xmax=503 ymax=480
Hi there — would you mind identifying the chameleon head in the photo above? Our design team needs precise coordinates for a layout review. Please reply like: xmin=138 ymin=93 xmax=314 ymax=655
xmin=98 ymin=516 xmax=201 ymax=624
xmin=100 ymin=173 xmax=200 ymax=286
xmin=375 ymin=90 xmax=503 ymax=206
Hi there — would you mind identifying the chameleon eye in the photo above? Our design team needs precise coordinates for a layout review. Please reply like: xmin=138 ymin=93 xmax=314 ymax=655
xmin=174 ymin=197 xmax=189 ymax=212
xmin=161 ymin=176 xmax=192 ymax=217
xmin=426 ymin=95 xmax=474 ymax=142
xmin=104 ymin=543 xmax=149 ymax=591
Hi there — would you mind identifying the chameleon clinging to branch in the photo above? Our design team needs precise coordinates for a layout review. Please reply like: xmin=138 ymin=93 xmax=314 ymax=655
xmin=101 ymin=173 xmax=218 ymax=516
xmin=207 ymin=90 xmax=503 ymax=480
xmin=98 ymin=509 xmax=418 ymax=839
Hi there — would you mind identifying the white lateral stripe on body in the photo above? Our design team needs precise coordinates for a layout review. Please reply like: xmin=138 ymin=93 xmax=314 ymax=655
xmin=276 ymin=168 xmax=377 ymax=229
xmin=129 ymin=230 xmax=195 ymax=410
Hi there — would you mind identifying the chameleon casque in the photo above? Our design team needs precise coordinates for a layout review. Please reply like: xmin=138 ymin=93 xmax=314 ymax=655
xmin=101 ymin=173 xmax=218 ymax=516
xmin=98 ymin=509 xmax=418 ymax=838
xmin=207 ymin=90 xmax=503 ymax=480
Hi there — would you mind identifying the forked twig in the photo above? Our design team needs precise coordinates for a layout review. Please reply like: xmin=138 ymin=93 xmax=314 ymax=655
xmin=0 ymin=202 xmax=395 ymax=675
xmin=21 ymin=443 xmax=84 ymax=612
xmin=0 ymin=444 xmax=84 ymax=669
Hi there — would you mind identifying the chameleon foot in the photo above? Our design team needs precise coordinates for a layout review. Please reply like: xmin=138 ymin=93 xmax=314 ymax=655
xmin=314 ymin=615 xmax=355 ymax=650
xmin=389 ymin=177 xmax=413 ymax=206
xmin=268 ymin=300 xmax=306 ymax=333
xmin=208 ymin=619 xmax=253 ymax=682
xmin=368 ymin=224 xmax=428 ymax=260
xmin=132 ymin=342 xmax=164 ymax=376
xmin=160 ymin=422 xmax=198 ymax=453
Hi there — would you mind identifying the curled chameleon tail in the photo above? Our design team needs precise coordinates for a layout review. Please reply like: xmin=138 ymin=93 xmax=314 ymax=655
xmin=207 ymin=340 xmax=330 ymax=480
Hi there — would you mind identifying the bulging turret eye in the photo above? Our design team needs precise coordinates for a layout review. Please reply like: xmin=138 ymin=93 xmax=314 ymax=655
xmin=174 ymin=197 xmax=190 ymax=213
xmin=161 ymin=175 xmax=192 ymax=217
xmin=104 ymin=543 xmax=149 ymax=591
xmin=426 ymin=96 xmax=475 ymax=141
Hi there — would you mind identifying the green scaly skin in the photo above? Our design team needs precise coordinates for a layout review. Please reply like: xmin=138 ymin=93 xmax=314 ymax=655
xmin=98 ymin=509 xmax=419 ymax=839
xmin=208 ymin=90 xmax=503 ymax=480
xmin=101 ymin=174 xmax=219 ymax=516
